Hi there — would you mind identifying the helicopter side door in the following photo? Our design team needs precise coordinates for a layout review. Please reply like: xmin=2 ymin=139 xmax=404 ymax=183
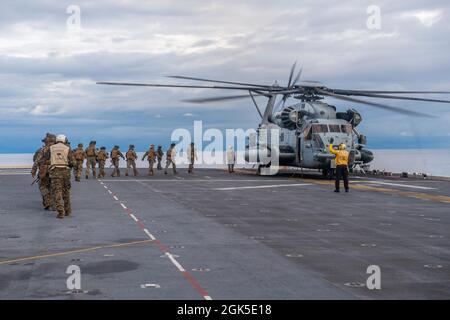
xmin=300 ymin=125 xmax=314 ymax=167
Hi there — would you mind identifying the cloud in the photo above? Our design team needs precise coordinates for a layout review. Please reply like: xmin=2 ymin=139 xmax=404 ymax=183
xmin=0 ymin=0 xmax=449 ymax=152
xmin=30 ymin=104 xmax=63 ymax=116
xmin=400 ymin=131 xmax=415 ymax=137
xmin=400 ymin=9 xmax=443 ymax=27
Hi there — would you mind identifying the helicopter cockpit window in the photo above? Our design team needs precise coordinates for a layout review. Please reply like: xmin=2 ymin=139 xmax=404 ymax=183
xmin=312 ymin=124 xmax=328 ymax=133
xmin=328 ymin=125 xmax=341 ymax=133
xmin=341 ymin=124 xmax=352 ymax=134
xmin=313 ymin=134 xmax=325 ymax=149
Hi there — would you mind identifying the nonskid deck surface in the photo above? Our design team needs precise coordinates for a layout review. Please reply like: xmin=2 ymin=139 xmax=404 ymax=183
xmin=0 ymin=168 xmax=449 ymax=299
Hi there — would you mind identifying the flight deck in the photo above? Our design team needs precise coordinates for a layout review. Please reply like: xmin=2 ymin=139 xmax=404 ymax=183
xmin=0 ymin=168 xmax=449 ymax=299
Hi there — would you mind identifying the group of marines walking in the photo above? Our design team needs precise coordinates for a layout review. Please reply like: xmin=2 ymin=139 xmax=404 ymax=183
xmin=72 ymin=141 xmax=187 ymax=179
xmin=31 ymin=134 xmax=200 ymax=219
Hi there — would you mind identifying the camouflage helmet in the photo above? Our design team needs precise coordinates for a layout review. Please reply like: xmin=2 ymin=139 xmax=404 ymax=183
xmin=42 ymin=132 xmax=54 ymax=143
xmin=46 ymin=134 xmax=56 ymax=144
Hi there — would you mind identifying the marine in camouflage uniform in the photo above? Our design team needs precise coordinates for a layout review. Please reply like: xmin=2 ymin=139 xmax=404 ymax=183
xmin=156 ymin=145 xmax=164 ymax=170
xmin=97 ymin=146 xmax=109 ymax=178
xmin=73 ymin=143 xmax=86 ymax=182
xmin=31 ymin=133 xmax=56 ymax=210
xmin=85 ymin=141 xmax=98 ymax=179
xmin=187 ymin=142 xmax=198 ymax=174
xmin=110 ymin=145 xmax=125 ymax=177
xmin=142 ymin=144 xmax=156 ymax=176
xmin=48 ymin=135 xmax=75 ymax=219
xmin=164 ymin=143 xmax=177 ymax=175
xmin=125 ymin=145 xmax=139 ymax=176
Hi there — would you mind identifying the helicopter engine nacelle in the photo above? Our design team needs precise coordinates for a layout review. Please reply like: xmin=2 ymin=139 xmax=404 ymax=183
xmin=273 ymin=106 xmax=299 ymax=129
xmin=336 ymin=109 xmax=362 ymax=127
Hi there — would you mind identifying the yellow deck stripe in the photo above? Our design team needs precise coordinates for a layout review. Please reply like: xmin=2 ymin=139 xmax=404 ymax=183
xmin=0 ymin=239 xmax=153 ymax=266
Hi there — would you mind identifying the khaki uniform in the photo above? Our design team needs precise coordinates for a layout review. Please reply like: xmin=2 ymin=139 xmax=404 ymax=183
xmin=73 ymin=147 xmax=86 ymax=181
xmin=31 ymin=146 xmax=52 ymax=209
xmin=164 ymin=147 xmax=177 ymax=174
xmin=97 ymin=150 xmax=109 ymax=178
xmin=85 ymin=145 xmax=97 ymax=179
xmin=226 ymin=147 xmax=235 ymax=173
xmin=187 ymin=145 xmax=198 ymax=174
xmin=142 ymin=147 xmax=156 ymax=175
xmin=110 ymin=148 xmax=125 ymax=177
xmin=125 ymin=149 xmax=138 ymax=176
xmin=49 ymin=142 xmax=75 ymax=218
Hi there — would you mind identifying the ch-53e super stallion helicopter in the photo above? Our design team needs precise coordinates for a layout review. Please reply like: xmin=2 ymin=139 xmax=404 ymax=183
xmin=97 ymin=63 xmax=450 ymax=176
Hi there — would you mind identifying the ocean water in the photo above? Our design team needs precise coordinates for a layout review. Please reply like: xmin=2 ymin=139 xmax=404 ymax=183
xmin=370 ymin=149 xmax=450 ymax=177
xmin=1 ymin=149 xmax=449 ymax=177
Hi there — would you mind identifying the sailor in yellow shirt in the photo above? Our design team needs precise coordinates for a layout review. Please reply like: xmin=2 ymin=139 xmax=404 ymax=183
xmin=329 ymin=143 xmax=350 ymax=193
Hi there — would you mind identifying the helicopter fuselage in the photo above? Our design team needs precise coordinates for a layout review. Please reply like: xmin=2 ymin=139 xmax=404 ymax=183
xmin=245 ymin=100 xmax=374 ymax=173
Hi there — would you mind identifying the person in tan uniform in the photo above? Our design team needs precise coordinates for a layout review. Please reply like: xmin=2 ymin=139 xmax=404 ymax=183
xmin=73 ymin=143 xmax=86 ymax=182
xmin=97 ymin=146 xmax=109 ymax=178
xmin=187 ymin=142 xmax=198 ymax=174
xmin=85 ymin=141 xmax=98 ymax=179
xmin=142 ymin=144 xmax=156 ymax=175
xmin=164 ymin=143 xmax=177 ymax=175
xmin=125 ymin=144 xmax=138 ymax=176
xmin=156 ymin=145 xmax=164 ymax=170
xmin=48 ymin=134 xmax=75 ymax=219
xmin=110 ymin=145 xmax=125 ymax=177
xmin=31 ymin=133 xmax=56 ymax=210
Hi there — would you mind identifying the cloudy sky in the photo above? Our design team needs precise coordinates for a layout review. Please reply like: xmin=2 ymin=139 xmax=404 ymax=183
xmin=0 ymin=0 xmax=449 ymax=152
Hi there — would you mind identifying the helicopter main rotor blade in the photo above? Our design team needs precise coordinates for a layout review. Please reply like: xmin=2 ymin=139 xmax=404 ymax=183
xmin=96 ymin=81 xmax=269 ymax=91
xmin=182 ymin=93 xmax=262 ymax=103
xmin=167 ymin=76 xmax=273 ymax=88
xmin=329 ymin=91 xmax=450 ymax=104
xmin=291 ymin=66 xmax=303 ymax=87
xmin=332 ymin=89 xmax=450 ymax=95
xmin=287 ymin=61 xmax=297 ymax=88
xmin=315 ymin=88 xmax=434 ymax=118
